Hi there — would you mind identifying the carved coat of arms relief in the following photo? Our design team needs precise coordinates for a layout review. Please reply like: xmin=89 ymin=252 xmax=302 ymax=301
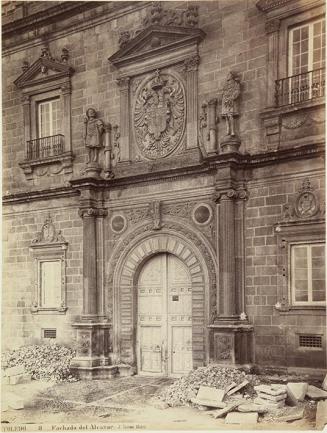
xmin=133 ymin=70 xmax=186 ymax=159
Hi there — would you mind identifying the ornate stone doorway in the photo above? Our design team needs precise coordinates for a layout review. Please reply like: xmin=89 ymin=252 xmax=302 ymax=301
xmin=110 ymin=229 xmax=216 ymax=372
xmin=137 ymin=253 xmax=192 ymax=377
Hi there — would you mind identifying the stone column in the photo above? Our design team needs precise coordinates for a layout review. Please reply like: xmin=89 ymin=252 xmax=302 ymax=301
xmin=183 ymin=55 xmax=200 ymax=150
xmin=79 ymin=207 xmax=98 ymax=320
xmin=117 ymin=76 xmax=130 ymax=162
xmin=216 ymin=189 xmax=238 ymax=320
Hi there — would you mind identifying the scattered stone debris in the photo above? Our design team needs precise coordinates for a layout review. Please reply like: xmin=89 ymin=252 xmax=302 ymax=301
xmin=278 ymin=408 xmax=304 ymax=423
xmin=287 ymin=382 xmax=308 ymax=403
xmin=227 ymin=380 xmax=249 ymax=396
xmin=225 ymin=411 xmax=258 ymax=424
xmin=2 ymin=365 xmax=32 ymax=385
xmin=191 ymin=386 xmax=225 ymax=408
xmin=157 ymin=365 xmax=258 ymax=407
xmin=316 ymin=400 xmax=327 ymax=430
xmin=322 ymin=374 xmax=327 ymax=392
xmin=238 ymin=403 xmax=267 ymax=413
xmin=306 ymin=385 xmax=327 ymax=400
xmin=210 ymin=400 xmax=244 ymax=418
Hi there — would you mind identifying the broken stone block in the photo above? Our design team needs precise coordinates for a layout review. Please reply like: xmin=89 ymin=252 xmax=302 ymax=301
xmin=5 ymin=365 xmax=25 ymax=377
xmin=211 ymin=400 xmax=244 ymax=418
xmin=278 ymin=408 xmax=304 ymax=423
xmin=322 ymin=374 xmax=327 ymax=392
xmin=238 ymin=404 xmax=268 ymax=414
xmin=306 ymin=385 xmax=327 ymax=401
xmin=225 ymin=411 xmax=258 ymax=424
xmin=227 ymin=380 xmax=249 ymax=396
xmin=225 ymin=382 xmax=237 ymax=393
xmin=316 ymin=400 xmax=327 ymax=430
xmin=6 ymin=393 xmax=24 ymax=410
xmin=286 ymin=382 xmax=308 ymax=402
xmin=258 ymin=392 xmax=287 ymax=402
xmin=194 ymin=386 xmax=225 ymax=406
xmin=254 ymin=397 xmax=285 ymax=408
xmin=9 ymin=373 xmax=31 ymax=385
xmin=254 ymin=384 xmax=287 ymax=396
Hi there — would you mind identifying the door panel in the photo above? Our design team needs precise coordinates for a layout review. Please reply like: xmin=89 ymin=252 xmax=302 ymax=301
xmin=137 ymin=253 xmax=192 ymax=376
xmin=171 ymin=326 xmax=193 ymax=375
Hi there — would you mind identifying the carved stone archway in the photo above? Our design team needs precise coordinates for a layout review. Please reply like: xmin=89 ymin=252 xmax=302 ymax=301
xmin=110 ymin=223 xmax=217 ymax=369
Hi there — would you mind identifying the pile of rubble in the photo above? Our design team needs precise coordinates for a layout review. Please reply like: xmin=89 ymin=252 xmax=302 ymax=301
xmin=155 ymin=366 xmax=327 ymax=428
xmin=157 ymin=365 xmax=259 ymax=407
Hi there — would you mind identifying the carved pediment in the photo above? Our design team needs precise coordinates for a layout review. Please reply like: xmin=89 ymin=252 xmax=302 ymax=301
xmin=109 ymin=25 xmax=205 ymax=69
xmin=14 ymin=47 xmax=74 ymax=89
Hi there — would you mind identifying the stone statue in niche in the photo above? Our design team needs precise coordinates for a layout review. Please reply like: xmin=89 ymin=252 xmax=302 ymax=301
xmin=222 ymin=71 xmax=241 ymax=137
xmin=83 ymin=108 xmax=104 ymax=165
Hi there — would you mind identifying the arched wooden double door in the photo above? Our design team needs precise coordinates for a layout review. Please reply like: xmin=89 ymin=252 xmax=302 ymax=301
xmin=137 ymin=253 xmax=193 ymax=377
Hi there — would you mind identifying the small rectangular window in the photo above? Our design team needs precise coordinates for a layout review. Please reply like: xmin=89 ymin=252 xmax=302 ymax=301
xmin=291 ymin=243 xmax=325 ymax=306
xmin=39 ymin=260 xmax=62 ymax=308
xmin=38 ymin=98 xmax=61 ymax=138
xmin=42 ymin=329 xmax=57 ymax=339
xmin=299 ymin=335 xmax=322 ymax=348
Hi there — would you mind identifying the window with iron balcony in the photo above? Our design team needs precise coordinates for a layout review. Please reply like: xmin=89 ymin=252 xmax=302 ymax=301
xmin=14 ymin=47 xmax=74 ymax=179
xmin=275 ymin=18 xmax=325 ymax=107
xmin=257 ymin=0 xmax=325 ymax=151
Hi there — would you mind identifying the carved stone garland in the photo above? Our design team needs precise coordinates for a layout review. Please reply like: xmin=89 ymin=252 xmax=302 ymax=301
xmin=133 ymin=70 xmax=186 ymax=159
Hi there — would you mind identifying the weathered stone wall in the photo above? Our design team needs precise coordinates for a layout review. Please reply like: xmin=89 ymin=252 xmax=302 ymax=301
xmin=2 ymin=0 xmax=266 ymax=194
xmin=245 ymin=161 xmax=325 ymax=369
xmin=2 ymin=200 xmax=83 ymax=350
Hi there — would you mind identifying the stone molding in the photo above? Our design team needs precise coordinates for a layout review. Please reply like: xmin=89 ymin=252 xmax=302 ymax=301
xmin=109 ymin=222 xmax=217 ymax=365
xmin=256 ymin=0 xmax=294 ymax=12
xmin=214 ymin=188 xmax=248 ymax=203
xmin=78 ymin=207 xmax=108 ymax=218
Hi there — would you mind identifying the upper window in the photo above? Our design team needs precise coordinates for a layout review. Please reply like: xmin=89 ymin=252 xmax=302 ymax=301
xmin=289 ymin=19 xmax=325 ymax=76
xmin=291 ymin=242 xmax=325 ymax=306
xmin=38 ymin=98 xmax=61 ymax=138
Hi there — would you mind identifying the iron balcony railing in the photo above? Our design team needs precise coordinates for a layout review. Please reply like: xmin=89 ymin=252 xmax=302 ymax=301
xmin=275 ymin=68 xmax=325 ymax=107
xmin=26 ymin=134 xmax=64 ymax=161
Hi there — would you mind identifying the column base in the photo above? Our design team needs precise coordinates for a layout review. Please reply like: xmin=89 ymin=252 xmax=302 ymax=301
xmin=71 ymin=321 xmax=112 ymax=378
xmin=220 ymin=135 xmax=241 ymax=154
xmin=208 ymin=322 xmax=253 ymax=366
xmin=84 ymin=162 xmax=102 ymax=178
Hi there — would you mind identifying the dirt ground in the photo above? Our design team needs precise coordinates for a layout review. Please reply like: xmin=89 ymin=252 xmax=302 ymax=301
xmin=1 ymin=375 xmax=320 ymax=431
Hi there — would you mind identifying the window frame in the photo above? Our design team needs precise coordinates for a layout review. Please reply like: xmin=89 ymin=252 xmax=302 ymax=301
xmin=276 ymin=220 xmax=325 ymax=312
xmin=30 ymin=243 xmax=68 ymax=315
xmin=289 ymin=240 xmax=325 ymax=307
xmin=37 ymin=97 xmax=62 ymax=139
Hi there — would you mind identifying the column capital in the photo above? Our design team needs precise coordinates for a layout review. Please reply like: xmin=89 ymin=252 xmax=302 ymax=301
xmin=116 ymin=76 xmax=130 ymax=89
xmin=265 ymin=18 xmax=280 ymax=34
xmin=182 ymin=54 xmax=200 ymax=72
xmin=60 ymin=81 xmax=72 ymax=94
xmin=21 ymin=94 xmax=30 ymax=105
xmin=79 ymin=207 xmax=108 ymax=218
xmin=214 ymin=188 xmax=248 ymax=203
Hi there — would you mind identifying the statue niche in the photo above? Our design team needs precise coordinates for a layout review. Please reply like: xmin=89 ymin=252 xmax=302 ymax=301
xmin=133 ymin=70 xmax=186 ymax=160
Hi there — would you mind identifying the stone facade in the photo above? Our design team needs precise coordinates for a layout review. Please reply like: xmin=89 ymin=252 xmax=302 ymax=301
xmin=2 ymin=0 xmax=325 ymax=377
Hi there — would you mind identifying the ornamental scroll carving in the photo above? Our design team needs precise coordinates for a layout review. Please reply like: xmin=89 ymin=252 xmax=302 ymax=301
xmin=133 ymin=70 xmax=186 ymax=159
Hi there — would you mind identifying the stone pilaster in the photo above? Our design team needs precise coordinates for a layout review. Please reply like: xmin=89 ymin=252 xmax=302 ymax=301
xmin=183 ymin=55 xmax=199 ymax=150
xmin=266 ymin=19 xmax=280 ymax=108
xmin=70 ymin=205 xmax=115 ymax=379
xmin=210 ymin=187 xmax=253 ymax=367
xmin=207 ymin=98 xmax=218 ymax=153
xmin=60 ymin=80 xmax=72 ymax=153
xmin=117 ymin=76 xmax=130 ymax=162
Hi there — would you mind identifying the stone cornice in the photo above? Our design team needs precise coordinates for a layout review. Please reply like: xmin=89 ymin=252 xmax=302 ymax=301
xmin=3 ymin=143 xmax=324 ymax=205
xmin=2 ymin=2 xmax=149 ymax=56
xmin=256 ymin=0 xmax=295 ymax=12
xmin=2 ymin=2 xmax=101 ymax=38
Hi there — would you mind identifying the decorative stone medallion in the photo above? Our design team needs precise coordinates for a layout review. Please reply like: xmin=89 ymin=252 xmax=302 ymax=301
xmin=133 ymin=70 xmax=186 ymax=159
xmin=295 ymin=190 xmax=318 ymax=219
xmin=192 ymin=203 xmax=213 ymax=225
xmin=110 ymin=214 xmax=127 ymax=234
